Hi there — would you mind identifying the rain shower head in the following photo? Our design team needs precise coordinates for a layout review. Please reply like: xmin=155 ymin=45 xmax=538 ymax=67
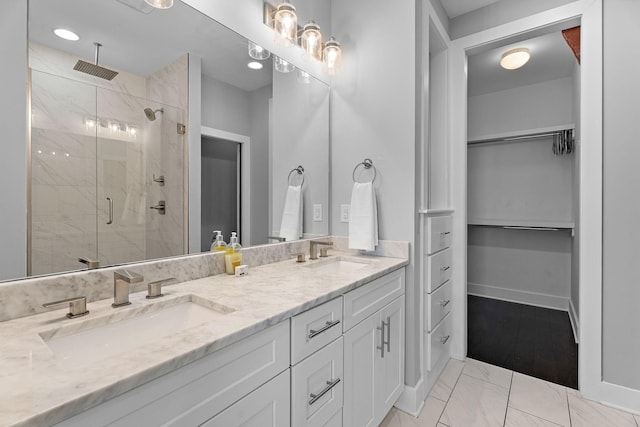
xmin=144 ymin=107 xmax=164 ymax=121
xmin=73 ymin=42 xmax=119 ymax=81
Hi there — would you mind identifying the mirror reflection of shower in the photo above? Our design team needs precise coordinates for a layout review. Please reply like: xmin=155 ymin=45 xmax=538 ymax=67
xmin=144 ymin=107 xmax=164 ymax=121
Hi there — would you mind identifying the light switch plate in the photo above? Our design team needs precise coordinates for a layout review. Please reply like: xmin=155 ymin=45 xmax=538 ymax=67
xmin=340 ymin=204 xmax=350 ymax=223
xmin=313 ymin=204 xmax=322 ymax=221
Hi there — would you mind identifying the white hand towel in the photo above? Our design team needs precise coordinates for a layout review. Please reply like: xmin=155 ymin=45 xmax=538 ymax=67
xmin=348 ymin=181 xmax=378 ymax=251
xmin=279 ymin=184 xmax=303 ymax=242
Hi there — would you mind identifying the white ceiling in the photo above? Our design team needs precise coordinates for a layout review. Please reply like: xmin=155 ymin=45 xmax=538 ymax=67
xmin=29 ymin=0 xmax=273 ymax=92
xmin=439 ymin=0 xmax=501 ymax=18
xmin=468 ymin=31 xmax=577 ymax=96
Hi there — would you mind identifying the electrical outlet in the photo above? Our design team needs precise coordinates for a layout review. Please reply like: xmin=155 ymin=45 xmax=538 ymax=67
xmin=340 ymin=204 xmax=350 ymax=223
xmin=313 ymin=204 xmax=322 ymax=221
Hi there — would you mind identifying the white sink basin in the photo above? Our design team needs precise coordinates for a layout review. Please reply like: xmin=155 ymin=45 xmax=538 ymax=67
xmin=40 ymin=295 xmax=234 ymax=364
xmin=304 ymin=256 xmax=373 ymax=274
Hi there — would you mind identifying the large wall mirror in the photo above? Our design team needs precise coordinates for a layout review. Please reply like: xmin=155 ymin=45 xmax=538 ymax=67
xmin=5 ymin=0 xmax=330 ymax=281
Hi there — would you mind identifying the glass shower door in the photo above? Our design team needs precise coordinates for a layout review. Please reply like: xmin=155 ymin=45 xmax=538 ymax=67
xmin=30 ymin=71 xmax=186 ymax=276
xmin=96 ymin=88 xmax=185 ymax=267
xmin=30 ymin=70 xmax=99 ymax=276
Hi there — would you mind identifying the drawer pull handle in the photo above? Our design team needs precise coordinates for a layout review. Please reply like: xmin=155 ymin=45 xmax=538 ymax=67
xmin=308 ymin=319 xmax=341 ymax=339
xmin=440 ymin=231 xmax=451 ymax=236
xmin=440 ymin=299 xmax=451 ymax=308
xmin=440 ymin=334 xmax=451 ymax=345
xmin=309 ymin=378 xmax=341 ymax=405
xmin=441 ymin=266 xmax=451 ymax=272
xmin=377 ymin=323 xmax=385 ymax=358
xmin=384 ymin=316 xmax=391 ymax=352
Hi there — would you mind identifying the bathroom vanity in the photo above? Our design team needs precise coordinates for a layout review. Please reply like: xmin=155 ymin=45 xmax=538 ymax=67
xmin=0 ymin=250 xmax=407 ymax=427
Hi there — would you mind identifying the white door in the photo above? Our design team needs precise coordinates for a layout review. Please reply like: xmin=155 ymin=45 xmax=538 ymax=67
xmin=377 ymin=297 xmax=405 ymax=420
xmin=343 ymin=313 xmax=380 ymax=427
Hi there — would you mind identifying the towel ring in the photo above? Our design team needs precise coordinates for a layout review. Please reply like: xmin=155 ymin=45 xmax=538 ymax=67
xmin=288 ymin=165 xmax=305 ymax=186
xmin=352 ymin=158 xmax=377 ymax=183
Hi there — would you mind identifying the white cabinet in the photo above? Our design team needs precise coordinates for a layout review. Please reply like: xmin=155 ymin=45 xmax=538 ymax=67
xmin=291 ymin=337 xmax=344 ymax=427
xmin=343 ymin=296 xmax=405 ymax=427
xmin=55 ymin=321 xmax=290 ymax=427
xmin=202 ymin=370 xmax=290 ymax=427
xmin=424 ymin=214 xmax=453 ymax=374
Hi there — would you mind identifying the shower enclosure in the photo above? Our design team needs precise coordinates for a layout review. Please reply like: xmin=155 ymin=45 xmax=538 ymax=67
xmin=29 ymin=70 xmax=186 ymax=276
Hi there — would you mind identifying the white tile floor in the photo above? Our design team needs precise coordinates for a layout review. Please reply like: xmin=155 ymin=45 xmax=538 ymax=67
xmin=380 ymin=358 xmax=640 ymax=427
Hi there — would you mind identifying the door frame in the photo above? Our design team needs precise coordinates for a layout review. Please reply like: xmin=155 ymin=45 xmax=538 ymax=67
xmin=201 ymin=126 xmax=251 ymax=246
xmin=448 ymin=0 xmax=612 ymax=406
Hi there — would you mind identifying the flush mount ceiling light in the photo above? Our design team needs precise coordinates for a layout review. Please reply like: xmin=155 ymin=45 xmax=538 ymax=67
xmin=500 ymin=47 xmax=530 ymax=70
xmin=248 ymin=61 xmax=263 ymax=70
xmin=144 ymin=0 xmax=174 ymax=9
xmin=323 ymin=37 xmax=342 ymax=76
xmin=274 ymin=2 xmax=297 ymax=47
xmin=301 ymin=21 xmax=322 ymax=60
xmin=248 ymin=41 xmax=270 ymax=60
xmin=54 ymin=28 xmax=79 ymax=41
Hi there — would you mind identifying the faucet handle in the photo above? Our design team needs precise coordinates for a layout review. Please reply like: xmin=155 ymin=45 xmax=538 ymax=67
xmin=293 ymin=252 xmax=306 ymax=263
xmin=319 ymin=247 xmax=333 ymax=257
xmin=146 ymin=277 xmax=177 ymax=299
xmin=43 ymin=296 xmax=89 ymax=319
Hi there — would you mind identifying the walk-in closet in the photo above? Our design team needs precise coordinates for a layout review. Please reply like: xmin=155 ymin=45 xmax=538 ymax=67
xmin=466 ymin=26 xmax=581 ymax=388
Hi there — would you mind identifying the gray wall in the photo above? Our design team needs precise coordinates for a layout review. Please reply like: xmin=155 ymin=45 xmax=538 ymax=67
xmin=331 ymin=0 xmax=419 ymax=385
xmin=201 ymin=75 xmax=250 ymax=135
xmin=602 ymin=0 xmax=640 ymax=390
xmin=570 ymin=62 xmax=580 ymax=324
xmin=449 ymin=0 xmax=579 ymax=40
xmin=271 ymin=70 xmax=330 ymax=239
xmin=0 ymin=0 xmax=27 ymax=281
xmin=248 ymin=85 xmax=272 ymax=246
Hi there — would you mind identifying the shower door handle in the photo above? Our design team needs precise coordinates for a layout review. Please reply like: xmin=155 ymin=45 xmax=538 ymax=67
xmin=106 ymin=197 xmax=113 ymax=225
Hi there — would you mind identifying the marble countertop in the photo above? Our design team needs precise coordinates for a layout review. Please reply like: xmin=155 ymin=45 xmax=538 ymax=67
xmin=0 ymin=251 xmax=407 ymax=427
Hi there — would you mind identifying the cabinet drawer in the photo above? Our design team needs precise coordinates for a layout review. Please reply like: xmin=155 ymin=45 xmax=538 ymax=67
xmin=201 ymin=369 xmax=290 ymax=427
xmin=292 ymin=337 xmax=344 ymax=427
xmin=57 ymin=321 xmax=290 ymax=427
xmin=292 ymin=297 xmax=343 ymax=364
xmin=426 ymin=280 xmax=452 ymax=332
xmin=427 ymin=216 xmax=452 ymax=255
xmin=426 ymin=248 xmax=452 ymax=293
xmin=426 ymin=312 xmax=452 ymax=372
xmin=343 ymin=269 xmax=405 ymax=331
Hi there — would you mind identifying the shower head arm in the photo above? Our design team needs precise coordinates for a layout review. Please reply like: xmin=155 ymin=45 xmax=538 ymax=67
xmin=94 ymin=42 xmax=102 ymax=65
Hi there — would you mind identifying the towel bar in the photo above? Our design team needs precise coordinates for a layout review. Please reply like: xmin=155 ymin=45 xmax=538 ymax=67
xmin=352 ymin=158 xmax=377 ymax=183
xmin=287 ymin=165 xmax=305 ymax=186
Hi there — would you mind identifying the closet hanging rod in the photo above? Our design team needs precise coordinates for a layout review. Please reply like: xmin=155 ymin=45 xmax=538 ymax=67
xmin=468 ymin=129 xmax=573 ymax=146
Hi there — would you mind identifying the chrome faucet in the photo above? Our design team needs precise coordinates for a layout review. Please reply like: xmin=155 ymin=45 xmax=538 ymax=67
xmin=309 ymin=240 xmax=333 ymax=260
xmin=112 ymin=269 xmax=143 ymax=307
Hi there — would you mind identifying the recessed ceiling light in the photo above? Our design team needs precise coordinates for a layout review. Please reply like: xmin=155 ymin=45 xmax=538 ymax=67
xmin=248 ymin=61 xmax=263 ymax=70
xmin=144 ymin=0 xmax=174 ymax=9
xmin=54 ymin=28 xmax=79 ymax=41
xmin=500 ymin=48 xmax=530 ymax=70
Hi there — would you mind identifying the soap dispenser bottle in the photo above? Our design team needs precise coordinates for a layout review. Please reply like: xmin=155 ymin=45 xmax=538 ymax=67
xmin=211 ymin=231 xmax=227 ymax=252
xmin=225 ymin=232 xmax=242 ymax=274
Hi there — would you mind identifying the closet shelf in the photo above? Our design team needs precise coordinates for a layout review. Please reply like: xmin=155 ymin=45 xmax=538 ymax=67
xmin=468 ymin=218 xmax=575 ymax=229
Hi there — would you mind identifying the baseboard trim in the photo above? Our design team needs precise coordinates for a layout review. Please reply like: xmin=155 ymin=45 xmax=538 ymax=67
xmin=467 ymin=282 xmax=570 ymax=311
xmin=394 ymin=378 xmax=426 ymax=417
xmin=568 ymin=298 xmax=580 ymax=344
xmin=582 ymin=381 xmax=640 ymax=415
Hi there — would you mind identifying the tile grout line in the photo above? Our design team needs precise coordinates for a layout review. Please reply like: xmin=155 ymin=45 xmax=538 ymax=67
xmin=502 ymin=372 xmax=514 ymax=427
xmin=566 ymin=388 xmax=573 ymax=427
xmin=436 ymin=361 xmax=467 ymax=427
